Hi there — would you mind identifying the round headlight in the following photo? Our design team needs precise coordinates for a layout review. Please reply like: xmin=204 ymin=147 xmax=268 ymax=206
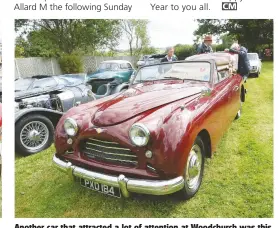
xmin=64 ymin=118 xmax=78 ymax=136
xmin=129 ymin=123 xmax=150 ymax=147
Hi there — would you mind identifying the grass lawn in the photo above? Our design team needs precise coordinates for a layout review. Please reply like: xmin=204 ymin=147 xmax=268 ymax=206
xmin=15 ymin=62 xmax=273 ymax=218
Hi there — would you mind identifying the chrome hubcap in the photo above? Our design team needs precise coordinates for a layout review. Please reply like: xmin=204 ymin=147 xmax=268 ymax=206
xmin=185 ymin=144 xmax=202 ymax=190
xmin=20 ymin=121 xmax=49 ymax=151
xmin=29 ymin=130 xmax=40 ymax=141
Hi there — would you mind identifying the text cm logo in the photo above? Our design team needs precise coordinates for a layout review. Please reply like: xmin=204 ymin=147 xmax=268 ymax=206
xmin=222 ymin=2 xmax=237 ymax=10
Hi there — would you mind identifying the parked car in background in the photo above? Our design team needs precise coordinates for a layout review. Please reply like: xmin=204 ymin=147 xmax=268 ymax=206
xmin=14 ymin=74 xmax=131 ymax=156
xmin=14 ymin=74 xmax=96 ymax=156
xmin=247 ymin=53 xmax=262 ymax=77
xmin=87 ymin=60 xmax=135 ymax=83
xmin=53 ymin=52 xmax=246 ymax=200
xmin=136 ymin=54 xmax=166 ymax=67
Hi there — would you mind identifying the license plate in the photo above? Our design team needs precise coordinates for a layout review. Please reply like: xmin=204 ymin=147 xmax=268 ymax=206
xmin=80 ymin=178 xmax=121 ymax=198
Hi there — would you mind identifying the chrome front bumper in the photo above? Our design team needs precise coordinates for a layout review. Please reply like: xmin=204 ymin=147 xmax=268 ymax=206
xmin=53 ymin=155 xmax=185 ymax=198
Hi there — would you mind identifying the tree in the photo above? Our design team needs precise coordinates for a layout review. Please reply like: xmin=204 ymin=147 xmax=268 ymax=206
xmin=15 ymin=19 xmax=122 ymax=57
xmin=141 ymin=46 xmax=158 ymax=55
xmin=16 ymin=30 xmax=60 ymax=57
xmin=220 ymin=33 xmax=236 ymax=47
xmin=15 ymin=19 xmax=29 ymax=32
xmin=174 ymin=44 xmax=196 ymax=59
xmin=121 ymin=20 xmax=150 ymax=56
xmin=194 ymin=19 xmax=273 ymax=52
xmin=15 ymin=37 xmax=27 ymax=58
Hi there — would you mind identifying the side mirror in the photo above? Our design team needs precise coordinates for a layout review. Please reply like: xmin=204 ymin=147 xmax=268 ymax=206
xmin=201 ymin=87 xmax=212 ymax=97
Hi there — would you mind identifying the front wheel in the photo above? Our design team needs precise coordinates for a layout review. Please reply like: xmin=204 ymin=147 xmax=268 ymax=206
xmin=179 ymin=136 xmax=205 ymax=200
xmin=15 ymin=114 xmax=54 ymax=156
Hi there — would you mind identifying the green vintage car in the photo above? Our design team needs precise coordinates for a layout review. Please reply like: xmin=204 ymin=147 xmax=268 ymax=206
xmin=87 ymin=60 xmax=135 ymax=82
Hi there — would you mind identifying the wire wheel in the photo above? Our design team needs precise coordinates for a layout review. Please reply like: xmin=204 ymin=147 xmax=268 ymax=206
xmin=20 ymin=121 xmax=49 ymax=151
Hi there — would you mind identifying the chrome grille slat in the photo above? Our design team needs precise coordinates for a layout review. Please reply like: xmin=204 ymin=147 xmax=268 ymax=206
xmin=81 ymin=138 xmax=138 ymax=167
xmin=85 ymin=147 xmax=137 ymax=158
xmin=88 ymin=138 xmax=119 ymax=145
xmin=86 ymin=142 xmax=131 ymax=151
xmin=84 ymin=152 xmax=138 ymax=165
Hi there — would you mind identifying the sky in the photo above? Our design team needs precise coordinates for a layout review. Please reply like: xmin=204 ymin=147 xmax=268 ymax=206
xmin=117 ymin=19 xmax=199 ymax=50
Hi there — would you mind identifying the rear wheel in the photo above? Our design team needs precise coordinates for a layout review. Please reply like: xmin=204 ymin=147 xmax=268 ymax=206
xmin=179 ymin=136 xmax=205 ymax=200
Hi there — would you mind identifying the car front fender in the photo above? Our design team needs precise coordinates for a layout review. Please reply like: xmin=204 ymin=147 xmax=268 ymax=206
xmin=15 ymin=108 xmax=63 ymax=123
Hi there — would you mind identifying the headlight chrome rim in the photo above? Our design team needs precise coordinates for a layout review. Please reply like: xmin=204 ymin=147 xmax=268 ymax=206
xmin=64 ymin=118 xmax=78 ymax=137
xmin=129 ymin=123 xmax=150 ymax=147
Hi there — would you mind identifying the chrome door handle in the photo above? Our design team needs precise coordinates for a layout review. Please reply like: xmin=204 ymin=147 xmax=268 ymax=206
xmin=233 ymin=86 xmax=239 ymax=91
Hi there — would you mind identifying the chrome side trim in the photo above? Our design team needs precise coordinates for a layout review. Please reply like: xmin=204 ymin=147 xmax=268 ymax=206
xmin=53 ymin=155 xmax=184 ymax=197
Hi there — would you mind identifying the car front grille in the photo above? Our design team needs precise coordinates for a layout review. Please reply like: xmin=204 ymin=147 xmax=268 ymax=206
xmin=81 ymin=138 xmax=138 ymax=167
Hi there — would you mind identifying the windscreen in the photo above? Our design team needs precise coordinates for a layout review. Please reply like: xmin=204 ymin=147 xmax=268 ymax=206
xmin=247 ymin=53 xmax=259 ymax=60
xmin=31 ymin=77 xmax=58 ymax=89
xmin=15 ymin=78 xmax=34 ymax=91
xmin=59 ymin=74 xmax=85 ymax=85
xmin=133 ymin=62 xmax=211 ymax=84
xmin=99 ymin=62 xmax=119 ymax=71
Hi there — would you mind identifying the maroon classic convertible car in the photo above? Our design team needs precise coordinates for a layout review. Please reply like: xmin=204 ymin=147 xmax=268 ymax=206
xmin=53 ymin=52 xmax=245 ymax=200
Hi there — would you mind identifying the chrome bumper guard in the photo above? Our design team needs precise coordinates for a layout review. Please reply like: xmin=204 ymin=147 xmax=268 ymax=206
xmin=53 ymin=155 xmax=185 ymax=198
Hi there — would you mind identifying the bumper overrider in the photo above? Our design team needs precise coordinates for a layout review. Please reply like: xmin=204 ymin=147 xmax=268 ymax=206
xmin=53 ymin=155 xmax=185 ymax=198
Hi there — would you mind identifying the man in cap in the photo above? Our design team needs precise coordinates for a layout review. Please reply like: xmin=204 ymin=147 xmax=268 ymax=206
xmin=197 ymin=35 xmax=213 ymax=54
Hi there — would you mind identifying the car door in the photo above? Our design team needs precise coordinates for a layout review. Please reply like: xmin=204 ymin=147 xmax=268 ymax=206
xmin=202 ymin=65 xmax=232 ymax=146
xmin=217 ymin=69 xmax=237 ymax=127
xmin=213 ymin=68 xmax=235 ymax=133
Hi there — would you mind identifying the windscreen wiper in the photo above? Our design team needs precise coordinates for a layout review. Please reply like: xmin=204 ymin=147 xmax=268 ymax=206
xmin=161 ymin=77 xmax=183 ymax=80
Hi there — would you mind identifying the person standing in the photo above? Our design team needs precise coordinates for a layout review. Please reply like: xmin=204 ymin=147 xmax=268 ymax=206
xmin=161 ymin=47 xmax=178 ymax=62
xmin=228 ymin=42 xmax=250 ymax=82
xmin=197 ymin=35 xmax=213 ymax=54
